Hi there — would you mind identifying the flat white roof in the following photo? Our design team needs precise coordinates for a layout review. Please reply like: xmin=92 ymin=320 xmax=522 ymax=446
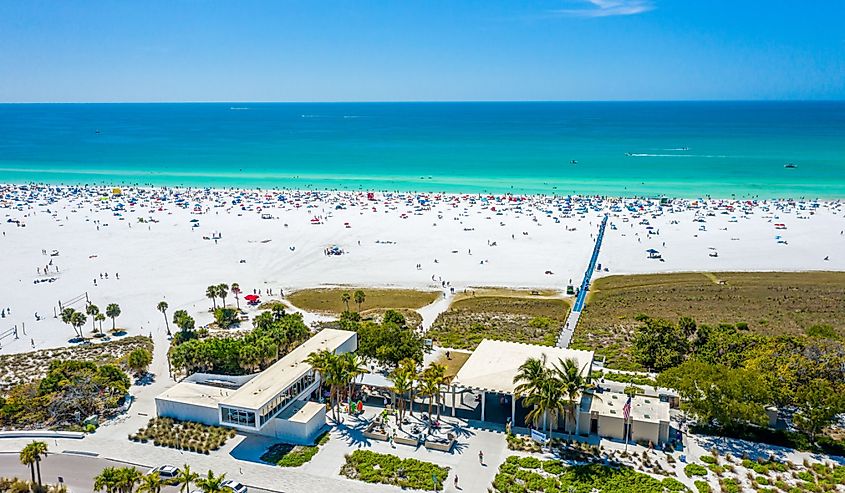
xmin=278 ymin=400 xmax=325 ymax=424
xmin=220 ymin=329 xmax=356 ymax=410
xmin=586 ymin=392 xmax=670 ymax=423
xmin=453 ymin=339 xmax=594 ymax=395
xmin=156 ymin=381 xmax=234 ymax=409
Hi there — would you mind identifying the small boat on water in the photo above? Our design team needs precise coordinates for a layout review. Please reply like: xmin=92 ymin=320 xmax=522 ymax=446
xmin=784 ymin=163 xmax=798 ymax=169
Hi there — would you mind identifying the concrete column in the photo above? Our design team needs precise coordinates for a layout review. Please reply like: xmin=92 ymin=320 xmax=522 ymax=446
xmin=481 ymin=391 xmax=486 ymax=421
xmin=451 ymin=385 xmax=456 ymax=417
xmin=511 ymin=394 xmax=516 ymax=425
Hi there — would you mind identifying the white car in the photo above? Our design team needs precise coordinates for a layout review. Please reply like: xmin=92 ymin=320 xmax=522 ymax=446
xmin=221 ymin=480 xmax=248 ymax=493
xmin=148 ymin=465 xmax=180 ymax=480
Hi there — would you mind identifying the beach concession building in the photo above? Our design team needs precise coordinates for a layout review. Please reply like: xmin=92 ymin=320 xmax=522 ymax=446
xmin=451 ymin=339 xmax=672 ymax=445
xmin=155 ymin=329 xmax=356 ymax=444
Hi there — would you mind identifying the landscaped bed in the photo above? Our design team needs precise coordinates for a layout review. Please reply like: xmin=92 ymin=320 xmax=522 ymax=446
xmin=573 ymin=272 xmax=845 ymax=369
xmin=680 ymin=449 xmax=845 ymax=493
xmin=492 ymin=456 xmax=689 ymax=493
xmin=340 ymin=449 xmax=450 ymax=491
xmin=286 ymin=288 xmax=439 ymax=315
xmin=427 ymin=294 xmax=569 ymax=350
xmin=260 ymin=432 xmax=330 ymax=467
xmin=0 ymin=335 xmax=152 ymax=391
xmin=129 ymin=417 xmax=235 ymax=454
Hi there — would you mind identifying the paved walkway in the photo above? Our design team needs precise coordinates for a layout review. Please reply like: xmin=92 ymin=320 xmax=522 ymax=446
xmin=418 ymin=291 xmax=454 ymax=331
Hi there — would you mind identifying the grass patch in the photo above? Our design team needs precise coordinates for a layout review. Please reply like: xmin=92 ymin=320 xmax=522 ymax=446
xmin=433 ymin=351 xmax=471 ymax=379
xmin=492 ymin=456 xmax=690 ymax=493
xmin=0 ymin=335 xmax=152 ymax=391
xmin=428 ymin=295 xmax=570 ymax=350
xmin=129 ymin=417 xmax=235 ymax=454
xmin=340 ymin=450 xmax=449 ymax=491
xmin=361 ymin=307 xmax=423 ymax=329
xmin=287 ymin=288 xmax=439 ymax=314
xmin=261 ymin=432 xmax=330 ymax=467
xmin=573 ymin=272 xmax=845 ymax=369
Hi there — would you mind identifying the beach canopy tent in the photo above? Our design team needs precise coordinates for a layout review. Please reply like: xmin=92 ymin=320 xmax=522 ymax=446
xmin=244 ymin=294 xmax=259 ymax=302
xmin=646 ymin=248 xmax=660 ymax=258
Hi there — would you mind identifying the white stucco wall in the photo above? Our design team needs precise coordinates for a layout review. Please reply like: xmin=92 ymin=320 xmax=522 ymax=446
xmin=154 ymin=398 xmax=220 ymax=426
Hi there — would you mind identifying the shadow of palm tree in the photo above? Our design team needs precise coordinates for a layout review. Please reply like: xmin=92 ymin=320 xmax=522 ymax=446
xmin=333 ymin=418 xmax=374 ymax=448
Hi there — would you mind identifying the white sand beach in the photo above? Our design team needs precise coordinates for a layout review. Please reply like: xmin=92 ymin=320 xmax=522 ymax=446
xmin=1 ymin=184 xmax=843 ymax=355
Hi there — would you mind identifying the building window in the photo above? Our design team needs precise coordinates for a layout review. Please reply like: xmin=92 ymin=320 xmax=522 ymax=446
xmin=221 ymin=407 xmax=255 ymax=428
xmin=257 ymin=371 xmax=319 ymax=426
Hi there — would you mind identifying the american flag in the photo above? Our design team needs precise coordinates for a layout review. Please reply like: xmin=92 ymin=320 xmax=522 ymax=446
xmin=622 ymin=396 xmax=632 ymax=421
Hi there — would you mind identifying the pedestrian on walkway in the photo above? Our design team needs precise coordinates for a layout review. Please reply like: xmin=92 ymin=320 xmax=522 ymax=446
xmin=479 ymin=450 xmax=484 ymax=465
xmin=454 ymin=475 xmax=459 ymax=489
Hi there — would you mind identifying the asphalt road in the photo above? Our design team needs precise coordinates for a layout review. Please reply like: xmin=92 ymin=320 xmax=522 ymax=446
xmin=0 ymin=452 xmax=278 ymax=492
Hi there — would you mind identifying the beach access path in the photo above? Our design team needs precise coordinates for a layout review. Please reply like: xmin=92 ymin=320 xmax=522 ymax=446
xmin=558 ymin=214 xmax=608 ymax=348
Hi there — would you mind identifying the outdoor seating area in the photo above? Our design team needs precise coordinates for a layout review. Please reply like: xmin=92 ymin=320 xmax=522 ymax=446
xmin=361 ymin=410 xmax=457 ymax=452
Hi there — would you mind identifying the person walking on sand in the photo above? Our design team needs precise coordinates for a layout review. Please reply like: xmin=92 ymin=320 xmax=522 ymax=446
xmin=454 ymin=475 xmax=459 ymax=489
xmin=479 ymin=450 xmax=484 ymax=465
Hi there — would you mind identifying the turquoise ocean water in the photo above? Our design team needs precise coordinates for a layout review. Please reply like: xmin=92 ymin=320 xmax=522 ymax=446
xmin=1 ymin=102 xmax=844 ymax=198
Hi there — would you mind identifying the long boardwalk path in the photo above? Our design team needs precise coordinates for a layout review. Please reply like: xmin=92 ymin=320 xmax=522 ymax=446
xmin=557 ymin=214 xmax=609 ymax=348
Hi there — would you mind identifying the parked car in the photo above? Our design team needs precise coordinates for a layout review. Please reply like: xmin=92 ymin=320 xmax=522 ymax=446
xmin=222 ymin=479 xmax=248 ymax=493
xmin=148 ymin=464 xmax=180 ymax=483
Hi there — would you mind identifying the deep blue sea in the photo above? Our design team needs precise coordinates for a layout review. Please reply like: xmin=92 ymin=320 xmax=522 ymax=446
xmin=1 ymin=101 xmax=844 ymax=198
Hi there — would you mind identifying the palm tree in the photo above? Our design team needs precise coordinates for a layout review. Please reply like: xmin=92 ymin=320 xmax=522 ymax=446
xmin=105 ymin=303 xmax=121 ymax=331
xmin=138 ymin=471 xmax=164 ymax=493
xmin=554 ymin=357 xmax=588 ymax=435
xmin=94 ymin=466 xmax=120 ymax=493
xmin=95 ymin=312 xmax=106 ymax=332
xmin=217 ymin=283 xmax=229 ymax=308
xmin=523 ymin=376 xmax=566 ymax=439
xmin=306 ymin=349 xmax=333 ymax=404
xmin=19 ymin=442 xmax=37 ymax=486
xmin=70 ymin=311 xmax=87 ymax=339
xmin=61 ymin=308 xmax=81 ymax=337
xmin=60 ymin=307 xmax=75 ymax=324
xmin=342 ymin=352 xmax=368 ymax=405
xmin=353 ymin=290 xmax=366 ymax=311
xmin=115 ymin=466 xmax=141 ymax=493
xmin=389 ymin=366 xmax=413 ymax=422
xmin=418 ymin=370 xmax=440 ymax=418
xmin=86 ymin=304 xmax=100 ymax=333
xmin=206 ymin=285 xmax=218 ymax=310
xmin=231 ymin=283 xmax=241 ymax=311
xmin=398 ymin=358 xmax=418 ymax=415
xmin=427 ymin=363 xmax=447 ymax=419
xmin=341 ymin=292 xmax=351 ymax=311
xmin=195 ymin=470 xmax=229 ymax=493
xmin=513 ymin=355 xmax=547 ymax=398
xmin=176 ymin=464 xmax=199 ymax=493
xmin=157 ymin=301 xmax=170 ymax=336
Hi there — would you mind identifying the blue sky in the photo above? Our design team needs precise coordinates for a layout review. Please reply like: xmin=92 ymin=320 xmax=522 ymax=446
xmin=1 ymin=0 xmax=844 ymax=102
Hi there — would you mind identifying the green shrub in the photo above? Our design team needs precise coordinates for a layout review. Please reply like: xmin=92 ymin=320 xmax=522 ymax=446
xmin=720 ymin=478 xmax=741 ymax=493
xmin=700 ymin=455 xmax=717 ymax=465
xmin=542 ymin=460 xmax=566 ymax=475
xmin=685 ymin=464 xmax=708 ymax=477
xmin=340 ymin=450 xmax=449 ymax=491
xmin=694 ymin=480 xmax=711 ymax=493
xmin=518 ymin=456 xmax=542 ymax=469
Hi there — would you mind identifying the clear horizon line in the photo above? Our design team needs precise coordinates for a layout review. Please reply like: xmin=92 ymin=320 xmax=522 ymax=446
xmin=1 ymin=98 xmax=844 ymax=104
